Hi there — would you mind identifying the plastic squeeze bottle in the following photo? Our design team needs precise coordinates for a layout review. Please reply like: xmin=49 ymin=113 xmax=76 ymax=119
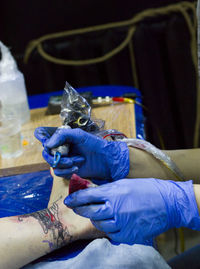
xmin=0 ymin=41 xmax=30 ymax=125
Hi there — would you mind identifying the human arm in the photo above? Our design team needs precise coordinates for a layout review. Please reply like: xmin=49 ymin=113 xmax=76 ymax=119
xmin=0 ymin=198 xmax=71 ymax=269
xmin=64 ymin=178 xmax=200 ymax=245
xmin=34 ymin=126 xmax=200 ymax=183
xmin=128 ymin=147 xmax=200 ymax=183
xmin=0 ymin=172 xmax=103 ymax=269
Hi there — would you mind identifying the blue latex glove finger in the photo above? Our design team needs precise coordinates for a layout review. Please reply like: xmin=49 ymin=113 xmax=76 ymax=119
xmin=64 ymin=186 xmax=107 ymax=207
xmin=107 ymin=230 xmax=136 ymax=245
xmin=42 ymin=150 xmax=85 ymax=169
xmin=64 ymin=178 xmax=200 ymax=245
xmin=73 ymin=203 xmax=113 ymax=221
xmin=34 ymin=127 xmax=57 ymax=145
xmin=92 ymin=219 xmax=118 ymax=233
xmin=43 ymin=128 xmax=129 ymax=181
xmin=54 ymin=167 xmax=78 ymax=178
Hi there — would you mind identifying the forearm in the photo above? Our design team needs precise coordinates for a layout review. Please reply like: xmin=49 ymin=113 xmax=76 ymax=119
xmin=1 ymin=200 xmax=102 ymax=269
xmin=0 ymin=202 xmax=72 ymax=269
xmin=166 ymin=149 xmax=200 ymax=183
xmin=128 ymin=147 xmax=200 ymax=183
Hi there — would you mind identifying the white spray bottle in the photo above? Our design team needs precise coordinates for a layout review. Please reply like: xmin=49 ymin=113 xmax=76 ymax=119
xmin=0 ymin=41 xmax=30 ymax=125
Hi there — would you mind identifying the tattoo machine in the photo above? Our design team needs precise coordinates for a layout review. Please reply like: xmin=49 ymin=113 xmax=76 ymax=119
xmin=51 ymin=81 xmax=103 ymax=168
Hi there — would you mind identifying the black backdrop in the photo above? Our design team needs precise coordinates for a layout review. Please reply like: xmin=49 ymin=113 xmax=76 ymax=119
xmin=0 ymin=0 xmax=197 ymax=149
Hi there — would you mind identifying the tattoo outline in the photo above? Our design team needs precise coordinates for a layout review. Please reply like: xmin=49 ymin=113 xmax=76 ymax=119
xmin=18 ymin=197 xmax=72 ymax=250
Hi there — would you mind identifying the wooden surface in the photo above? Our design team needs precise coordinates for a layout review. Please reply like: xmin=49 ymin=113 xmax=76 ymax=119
xmin=0 ymin=103 xmax=136 ymax=177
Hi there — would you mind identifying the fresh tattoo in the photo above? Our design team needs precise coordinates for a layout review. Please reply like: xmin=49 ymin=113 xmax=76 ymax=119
xmin=18 ymin=197 xmax=72 ymax=250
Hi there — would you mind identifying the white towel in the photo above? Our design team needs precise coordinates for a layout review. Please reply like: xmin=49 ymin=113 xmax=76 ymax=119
xmin=24 ymin=238 xmax=171 ymax=269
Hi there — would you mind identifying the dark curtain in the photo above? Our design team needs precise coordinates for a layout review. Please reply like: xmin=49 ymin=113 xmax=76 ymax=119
xmin=134 ymin=14 xmax=197 ymax=149
xmin=0 ymin=0 xmax=197 ymax=149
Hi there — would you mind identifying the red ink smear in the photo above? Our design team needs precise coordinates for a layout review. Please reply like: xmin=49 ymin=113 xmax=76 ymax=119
xmin=50 ymin=213 xmax=55 ymax=222
xmin=69 ymin=174 xmax=91 ymax=194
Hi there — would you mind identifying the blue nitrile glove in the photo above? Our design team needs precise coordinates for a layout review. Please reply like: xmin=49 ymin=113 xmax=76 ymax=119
xmin=34 ymin=127 xmax=57 ymax=146
xmin=34 ymin=127 xmax=129 ymax=181
xmin=64 ymin=178 xmax=200 ymax=245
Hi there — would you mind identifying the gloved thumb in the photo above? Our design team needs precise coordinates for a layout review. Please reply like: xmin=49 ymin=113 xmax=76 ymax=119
xmin=34 ymin=127 xmax=57 ymax=145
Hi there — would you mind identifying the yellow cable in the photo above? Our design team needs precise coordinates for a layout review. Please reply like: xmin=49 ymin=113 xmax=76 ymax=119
xmin=128 ymin=39 xmax=139 ymax=89
xmin=178 ymin=5 xmax=200 ymax=148
xmin=178 ymin=227 xmax=185 ymax=253
xmin=37 ymin=27 xmax=136 ymax=66
xmin=24 ymin=1 xmax=196 ymax=66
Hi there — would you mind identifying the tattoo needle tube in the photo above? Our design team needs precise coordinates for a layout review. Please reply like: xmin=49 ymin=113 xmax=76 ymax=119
xmin=51 ymin=125 xmax=71 ymax=168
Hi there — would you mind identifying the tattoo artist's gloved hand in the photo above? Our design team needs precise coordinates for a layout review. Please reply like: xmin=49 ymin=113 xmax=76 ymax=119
xmin=34 ymin=127 xmax=129 ymax=181
xmin=64 ymin=178 xmax=200 ymax=245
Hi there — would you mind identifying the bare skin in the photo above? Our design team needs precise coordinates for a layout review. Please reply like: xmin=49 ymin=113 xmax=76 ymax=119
xmin=128 ymin=147 xmax=200 ymax=183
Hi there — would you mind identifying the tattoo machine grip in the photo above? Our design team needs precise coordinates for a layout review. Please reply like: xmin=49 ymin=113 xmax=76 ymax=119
xmin=51 ymin=125 xmax=71 ymax=168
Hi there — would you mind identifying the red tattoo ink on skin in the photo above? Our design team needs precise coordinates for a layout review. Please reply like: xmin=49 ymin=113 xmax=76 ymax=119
xmin=50 ymin=213 xmax=55 ymax=222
